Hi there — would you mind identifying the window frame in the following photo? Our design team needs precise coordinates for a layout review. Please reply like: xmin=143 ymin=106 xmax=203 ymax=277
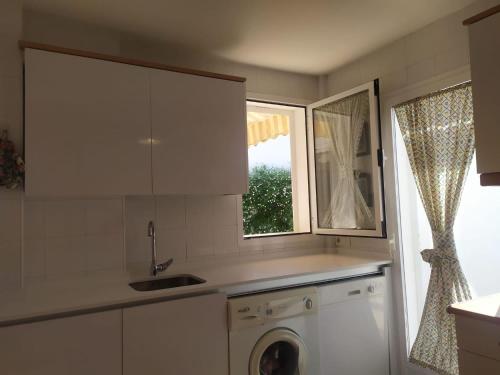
xmin=307 ymin=80 xmax=387 ymax=238
xmin=239 ymin=97 xmax=314 ymax=243
xmin=385 ymin=66 xmax=473 ymax=358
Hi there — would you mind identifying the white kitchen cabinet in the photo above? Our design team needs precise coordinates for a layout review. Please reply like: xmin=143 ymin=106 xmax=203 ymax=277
xmin=23 ymin=44 xmax=248 ymax=196
xmin=448 ymin=293 xmax=500 ymax=374
xmin=150 ymin=69 xmax=247 ymax=194
xmin=466 ymin=9 xmax=500 ymax=184
xmin=25 ymin=48 xmax=152 ymax=196
xmin=0 ymin=310 xmax=122 ymax=375
xmin=318 ymin=276 xmax=389 ymax=375
xmin=454 ymin=315 xmax=500 ymax=374
xmin=123 ymin=293 xmax=228 ymax=375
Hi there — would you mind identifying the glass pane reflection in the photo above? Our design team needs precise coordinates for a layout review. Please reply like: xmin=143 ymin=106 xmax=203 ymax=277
xmin=313 ymin=90 xmax=376 ymax=230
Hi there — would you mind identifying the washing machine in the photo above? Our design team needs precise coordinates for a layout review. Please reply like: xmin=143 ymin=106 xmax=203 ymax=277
xmin=228 ymin=287 xmax=319 ymax=375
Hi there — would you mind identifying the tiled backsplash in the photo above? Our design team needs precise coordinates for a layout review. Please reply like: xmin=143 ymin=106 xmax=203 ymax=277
xmin=23 ymin=198 xmax=125 ymax=282
xmin=0 ymin=193 xmax=325 ymax=291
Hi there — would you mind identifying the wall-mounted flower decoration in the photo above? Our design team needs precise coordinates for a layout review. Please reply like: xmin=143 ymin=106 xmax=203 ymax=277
xmin=0 ymin=130 xmax=24 ymax=189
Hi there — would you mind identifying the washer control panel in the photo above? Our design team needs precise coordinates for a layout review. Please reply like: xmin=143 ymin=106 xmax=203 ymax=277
xmin=228 ymin=287 xmax=318 ymax=331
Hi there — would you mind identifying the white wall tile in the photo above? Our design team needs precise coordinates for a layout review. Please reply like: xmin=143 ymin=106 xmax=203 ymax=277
xmin=186 ymin=196 xmax=213 ymax=227
xmin=379 ymin=68 xmax=408 ymax=93
xmin=125 ymin=197 xmax=154 ymax=267
xmin=85 ymin=199 xmax=123 ymax=235
xmin=45 ymin=200 xmax=86 ymax=237
xmin=46 ymin=236 xmax=86 ymax=278
xmin=23 ymin=238 xmax=46 ymax=280
xmin=125 ymin=234 xmax=150 ymax=265
xmin=0 ymin=74 xmax=23 ymax=148
xmin=407 ymin=58 xmax=435 ymax=85
xmin=125 ymin=197 xmax=154 ymax=236
xmin=0 ymin=198 xmax=21 ymax=242
xmin=213 ymin=225 xmax=238 ymax=254
xmin=24 ymin=200 xmax=45 ymax=239
xmin=213 ymin=195 xmax=237 ymax=227
xmin=186 ymin=226 xmax=214 ymax=258
xmin=86 ymin=234 xmax=123 ymax=271
xmin=0 ymin=241 xmax=21 ymax=290
xmin=156 ymin=196 xmax=185 ymax=229
xmin=434 ymin=46 xmax=470 ymax=76
xmin=157 ymin=227 xmax=186 ymax=263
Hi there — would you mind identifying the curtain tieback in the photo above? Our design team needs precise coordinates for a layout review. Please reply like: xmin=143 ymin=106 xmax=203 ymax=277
xmin=422 ymin=228 xmax=458 ymax=265
xmin=421 ymin=248 xmax=458 ymax=265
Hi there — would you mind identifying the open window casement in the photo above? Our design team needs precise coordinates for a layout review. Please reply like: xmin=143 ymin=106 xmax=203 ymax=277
xmin=307 ymin=80 xmax=386 ymax=238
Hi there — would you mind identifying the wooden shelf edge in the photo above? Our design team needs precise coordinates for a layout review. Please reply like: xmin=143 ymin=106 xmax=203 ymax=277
xmin=479 ymin=172 xmax=500 ymax=186
xmin=463 ymin=4 xmax=500 ymax=25
xmin=18 ymin=40 xmax=246 ymax=83
xmin=447 ymin=306 xmax=500 ymax=325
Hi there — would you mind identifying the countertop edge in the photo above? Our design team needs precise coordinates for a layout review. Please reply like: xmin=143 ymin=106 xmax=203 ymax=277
xmin=0 ymin=255 xmax=392 ymax=327
xmin=447 ymin=305 xmax=500 ymax=325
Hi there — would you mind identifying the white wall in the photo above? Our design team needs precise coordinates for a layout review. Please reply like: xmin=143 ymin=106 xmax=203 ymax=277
xmin=0 ymin=1 xmax=23 ymax=291
xmin=0 ymin=7 xmax=324 ymax=292
xmin=22 ymin=10 xmax=320 ymax=103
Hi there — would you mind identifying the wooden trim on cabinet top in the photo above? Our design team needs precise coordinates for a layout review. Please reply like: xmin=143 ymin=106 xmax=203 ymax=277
xmin=447 ymin=306 xmax=500 ymax=325
xmin=463 ymin=4 xmax=500 ymax=25
xmin=18 ymin=40 xmax=246 ymax=83
xmin=480 ymin=172 xmax=500 ymax=186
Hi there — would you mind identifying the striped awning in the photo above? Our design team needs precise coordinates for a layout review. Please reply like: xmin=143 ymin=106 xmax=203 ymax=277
xmin=247 ymin=112 xmax=290 ymax=147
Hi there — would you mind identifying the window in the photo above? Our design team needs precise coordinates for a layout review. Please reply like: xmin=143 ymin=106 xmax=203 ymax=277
xmin=243 ymin=101 xmax=310 ymax=237
xmin=395 ymin=113 xmax=500 ymax=348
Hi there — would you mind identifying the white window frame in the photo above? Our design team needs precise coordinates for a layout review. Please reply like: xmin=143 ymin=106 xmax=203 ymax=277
xmin=242 ymin=100 xmax=311 ymax=239
xmin=307 ymin=81 xmax=386 ymax=237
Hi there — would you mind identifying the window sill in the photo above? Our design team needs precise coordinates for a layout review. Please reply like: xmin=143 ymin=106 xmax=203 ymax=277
xmin=243 ymin=231 xmax=311 ymax=240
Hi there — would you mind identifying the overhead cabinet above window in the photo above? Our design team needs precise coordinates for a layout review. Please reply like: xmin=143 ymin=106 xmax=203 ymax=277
xmin=307 ymin=81 xmax=386 ymax=238
xmin=23 ymin=46 xmax=247 ymax=196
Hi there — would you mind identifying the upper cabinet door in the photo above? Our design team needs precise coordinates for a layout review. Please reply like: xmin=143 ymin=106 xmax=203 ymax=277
xmin=468 ymin=12 xmax=500 ymax=178
xmin=150 ymin=69 xmax=248 ymax=195
xmin=307 ymin=80 xmax=386 ymax=237
xmin=25 ymin=49 xmax=152 ymax=196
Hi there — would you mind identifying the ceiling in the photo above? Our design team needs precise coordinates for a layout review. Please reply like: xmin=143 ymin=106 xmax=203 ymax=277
xmin=24 ymin=0 xmax=475 ymax=75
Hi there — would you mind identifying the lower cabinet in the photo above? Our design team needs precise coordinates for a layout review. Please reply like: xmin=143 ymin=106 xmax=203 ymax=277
xmin=455 ymin=314 xmax=500 ymax=374
xmin=0 ymin=310 xmax=122 ymax=375
xmin=318 ymin=277 xmax=389 ymax=375
xmin=123 ymin=293 xmax=228 ymax=375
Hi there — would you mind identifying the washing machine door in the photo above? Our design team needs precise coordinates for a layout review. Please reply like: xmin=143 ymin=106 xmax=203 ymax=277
xmin=249 ymin=328 xmax=308 ymax=375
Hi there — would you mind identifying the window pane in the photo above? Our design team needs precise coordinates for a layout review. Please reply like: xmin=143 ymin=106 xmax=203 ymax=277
xmin=396 ymin=114 xmax=500 ymax=347
xmin=243 ymin=133 xmax=293 ymax=236
xmin=313 ymin=90 xmax=376 ymax=230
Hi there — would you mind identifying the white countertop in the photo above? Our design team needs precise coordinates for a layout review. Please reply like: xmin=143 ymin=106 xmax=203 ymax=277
xmin=448 ymin=293 xmax=500 ymax=324
xmin=0 ymin=252 xmax=391 ymax=326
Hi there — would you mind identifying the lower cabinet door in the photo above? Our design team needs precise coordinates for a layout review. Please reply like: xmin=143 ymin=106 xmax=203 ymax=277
xmin=459 ymin=350 xmax=500 ymax=375
xmin=0 ymin=310 xmax=122 ymax=375
xmin=123 ymin=293 xmax=228 ymax=375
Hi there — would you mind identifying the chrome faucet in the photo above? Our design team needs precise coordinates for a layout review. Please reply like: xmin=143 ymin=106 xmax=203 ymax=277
xmin=148 ymin=220 xmax=173 ymax=277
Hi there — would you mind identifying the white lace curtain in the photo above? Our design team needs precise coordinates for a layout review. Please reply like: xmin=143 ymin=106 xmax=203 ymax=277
xmin=314 ymin=91 xmax=374 ymax=229
xmin=395 ymin=82 xmax=474 ymax=375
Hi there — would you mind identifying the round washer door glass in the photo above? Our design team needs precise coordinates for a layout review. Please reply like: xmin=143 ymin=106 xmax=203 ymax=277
xmin=249 ymin=328 xmax=308 ymax=375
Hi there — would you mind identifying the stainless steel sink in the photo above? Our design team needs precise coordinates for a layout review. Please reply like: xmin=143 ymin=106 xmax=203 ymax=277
xmin=129 ymin=274 xmax=206 ymax=292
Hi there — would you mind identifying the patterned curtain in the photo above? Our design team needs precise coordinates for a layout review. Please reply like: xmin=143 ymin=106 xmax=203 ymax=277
xmin=394 ymin=82 xmax=474 ymax=375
